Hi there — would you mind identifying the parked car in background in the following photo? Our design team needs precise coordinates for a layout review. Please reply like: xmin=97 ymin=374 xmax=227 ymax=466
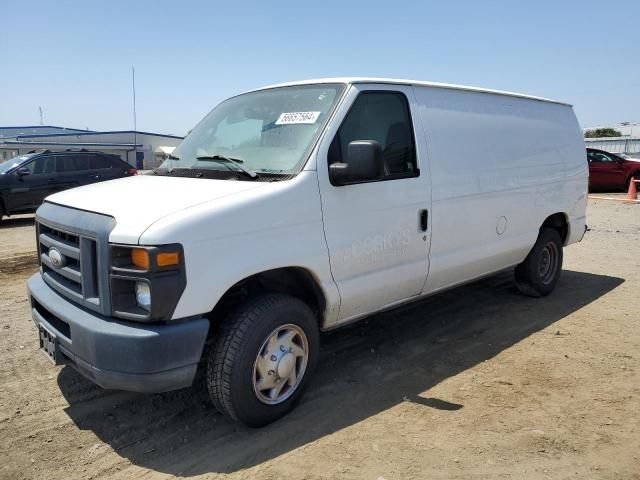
xmin=587 ymin=148 xmax=640 ymax=191
xmin=0 ymin=150 xmax=136 ymax=221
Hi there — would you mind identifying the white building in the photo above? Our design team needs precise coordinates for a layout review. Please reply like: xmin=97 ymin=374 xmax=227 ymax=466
xmin=0 ymin=126 xmax=183 ymax=169
xmin=582 ymin=122 xmax=640 ymax=155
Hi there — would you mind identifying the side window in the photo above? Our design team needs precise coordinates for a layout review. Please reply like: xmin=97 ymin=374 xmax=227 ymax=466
xmin=74 ymin=155 xmax=90 ymax=171
xmin=90 ymin=155 xmax=113 ymax=170
xmin=24 ymin=156 xmax=56 ymax=175
xmin=329 ymin=91 xmax=417 ymax=179
xmin=55 ymin=156 xmax=74 ymax=173
xmin=589 ymin=151 xmax=614 ymax=163
xmin=55 ymin=156 xmax=67 ymax=172
xmin=55 ymin=155 xmax=89 ymax=172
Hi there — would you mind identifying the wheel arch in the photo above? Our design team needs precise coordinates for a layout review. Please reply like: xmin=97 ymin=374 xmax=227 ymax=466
xmin=541 ymin=212 xmax=569 ymax=245
xmin=206 ymin=267 xmax=327 ymax=335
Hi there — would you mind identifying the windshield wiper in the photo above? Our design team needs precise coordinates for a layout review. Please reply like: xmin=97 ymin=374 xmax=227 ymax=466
xmin=152 ymin=153 xmax=181 ymax=174
xmin=196 ymin=155 xmax=259 ymax=179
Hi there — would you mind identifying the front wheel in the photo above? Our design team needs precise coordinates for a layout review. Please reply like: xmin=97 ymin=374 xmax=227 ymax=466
xmin=206 ymin=293 xmax=319 ymax=427
xmin=515 ymin=227 xmax=563 ymax=297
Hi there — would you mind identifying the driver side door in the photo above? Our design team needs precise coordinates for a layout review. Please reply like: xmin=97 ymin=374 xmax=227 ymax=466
xmin=317 ymin=84 xmax=432 ymax=324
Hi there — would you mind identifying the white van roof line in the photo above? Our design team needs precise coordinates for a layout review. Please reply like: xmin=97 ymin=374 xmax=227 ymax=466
xmin=246 ymin=77 xmax=571 ymax=107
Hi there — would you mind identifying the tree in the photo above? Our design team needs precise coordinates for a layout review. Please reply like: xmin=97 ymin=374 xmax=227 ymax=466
xmin=584 ymin=128 xmax=622 ymax=138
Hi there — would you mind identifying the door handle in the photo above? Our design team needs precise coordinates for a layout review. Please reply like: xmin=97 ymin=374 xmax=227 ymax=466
xmin=419 ymin=209 xmax=428 ymax=232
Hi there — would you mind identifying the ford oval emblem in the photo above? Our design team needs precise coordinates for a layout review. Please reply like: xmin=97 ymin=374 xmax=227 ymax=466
xmin=48 ymin=247 xmax=65 ymax=269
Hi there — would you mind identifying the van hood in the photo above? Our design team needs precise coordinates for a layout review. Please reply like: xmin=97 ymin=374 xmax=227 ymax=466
xmin=44 ymin=175 xmax=267 ymax=244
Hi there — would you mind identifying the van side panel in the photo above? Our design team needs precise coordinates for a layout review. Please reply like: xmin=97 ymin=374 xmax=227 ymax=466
xmin=414 ymin=86 xmax=587 ymax=294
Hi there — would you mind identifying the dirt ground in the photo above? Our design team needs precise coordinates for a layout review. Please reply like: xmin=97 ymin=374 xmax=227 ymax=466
xmin=0 ymin=199 xmax=638 ymax=480
xmin=0 ymin=215 xmax=38 ymax=274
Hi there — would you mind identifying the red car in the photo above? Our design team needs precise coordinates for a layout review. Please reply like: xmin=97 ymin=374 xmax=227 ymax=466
xmin=587 ymin=148 xmax=640 ymax=191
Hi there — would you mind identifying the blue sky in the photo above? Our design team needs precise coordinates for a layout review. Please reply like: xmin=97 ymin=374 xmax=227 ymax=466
xmin=1 ymin=0 xmax=638 ymax=135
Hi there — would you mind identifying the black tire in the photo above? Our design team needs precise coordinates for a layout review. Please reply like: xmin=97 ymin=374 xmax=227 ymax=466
xmin=191 ymin=340 xmax=217 ymax=407
xmin=515 ymin=227 xmax=563 ymax=297
xmin=206 ymin=293 xmax=319 ymax=427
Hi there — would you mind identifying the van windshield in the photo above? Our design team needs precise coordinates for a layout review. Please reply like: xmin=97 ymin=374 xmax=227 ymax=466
xmin=160 ymin=84 xmax=345 ymax=177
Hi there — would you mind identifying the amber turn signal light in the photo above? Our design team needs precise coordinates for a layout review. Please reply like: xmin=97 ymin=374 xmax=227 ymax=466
xmin=156 ymin=251 xmax=180 ymax=267
xmin=131 ymin=248 xmax=150 ymax=269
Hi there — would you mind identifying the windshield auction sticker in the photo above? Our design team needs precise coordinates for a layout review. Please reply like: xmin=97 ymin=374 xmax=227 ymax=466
xmin=275 ymin=111 xmax=321 ymax=125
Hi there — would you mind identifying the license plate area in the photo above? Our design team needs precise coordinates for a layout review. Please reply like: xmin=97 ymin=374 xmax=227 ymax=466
xmin=39 ymin=323 xmax=60 ymax=364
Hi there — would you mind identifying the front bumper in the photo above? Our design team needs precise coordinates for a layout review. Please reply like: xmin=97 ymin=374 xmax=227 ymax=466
xmin=27 ymin=273 xmax=209 ymax=393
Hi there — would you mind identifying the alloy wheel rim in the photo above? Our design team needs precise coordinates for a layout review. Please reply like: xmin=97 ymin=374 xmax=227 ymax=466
xmin=252 ymin=324 xmax=309 ymax=405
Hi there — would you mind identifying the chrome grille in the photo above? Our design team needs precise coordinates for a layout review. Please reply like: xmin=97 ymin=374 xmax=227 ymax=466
xmin=38 ymin=222 xmax=101 ymax=312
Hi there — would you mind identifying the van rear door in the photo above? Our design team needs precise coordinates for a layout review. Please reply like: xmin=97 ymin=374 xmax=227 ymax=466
xmin=317 ymin=84 xmax=432 ymax=322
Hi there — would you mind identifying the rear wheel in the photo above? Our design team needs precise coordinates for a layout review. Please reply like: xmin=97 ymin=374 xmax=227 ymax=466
xmin=515 ymin=227 xmax=563 ymax=297
xmin=206 ymin=293 xmax=319 ymax=427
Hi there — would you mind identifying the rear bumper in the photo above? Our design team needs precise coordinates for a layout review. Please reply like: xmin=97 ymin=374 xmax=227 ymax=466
xmin=567 ymin=215 xmax=587 ymax=245
xmin=27 ymin=273 xmax=209 ymax=393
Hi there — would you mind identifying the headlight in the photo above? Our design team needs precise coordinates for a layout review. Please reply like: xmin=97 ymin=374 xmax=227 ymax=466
xmin=109 ymin=244 xmax=186 ymax=322
xmin=135 ymin=281 xmax=151 ymax=311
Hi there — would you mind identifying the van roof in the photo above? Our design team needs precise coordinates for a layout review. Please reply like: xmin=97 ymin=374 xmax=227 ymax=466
xmin=249 ymin=77 xmax=570 ymax=106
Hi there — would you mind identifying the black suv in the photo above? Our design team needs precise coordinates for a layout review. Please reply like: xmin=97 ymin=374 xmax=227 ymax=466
xmin=0 ymin=150 xmax=136 ymax=221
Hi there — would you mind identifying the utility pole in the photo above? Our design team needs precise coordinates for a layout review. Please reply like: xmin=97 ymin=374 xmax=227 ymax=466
xmin=39 ymin=106 xmax=43 ymax=125
xmin=132 ymin=66 xmax=138 ymax=168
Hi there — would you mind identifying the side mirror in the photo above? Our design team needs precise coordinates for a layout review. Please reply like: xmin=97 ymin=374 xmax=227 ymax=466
xmin=329 ymin=140 xmax=384 ymax=186
xmin=15 ymin=167 xmax=30 ymax=177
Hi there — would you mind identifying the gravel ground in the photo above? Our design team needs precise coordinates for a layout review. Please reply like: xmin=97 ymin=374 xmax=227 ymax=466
xmin=0 ymin=200 xmax=638 ymax=480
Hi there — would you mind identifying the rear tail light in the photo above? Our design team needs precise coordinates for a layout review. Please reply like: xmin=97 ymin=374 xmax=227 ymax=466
xmin=127 ymin=168 xmax=138 ymax=176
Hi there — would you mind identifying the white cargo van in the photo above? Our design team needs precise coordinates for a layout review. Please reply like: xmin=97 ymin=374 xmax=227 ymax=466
xmin=28 ymin=78 xmax=587 ymax=426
